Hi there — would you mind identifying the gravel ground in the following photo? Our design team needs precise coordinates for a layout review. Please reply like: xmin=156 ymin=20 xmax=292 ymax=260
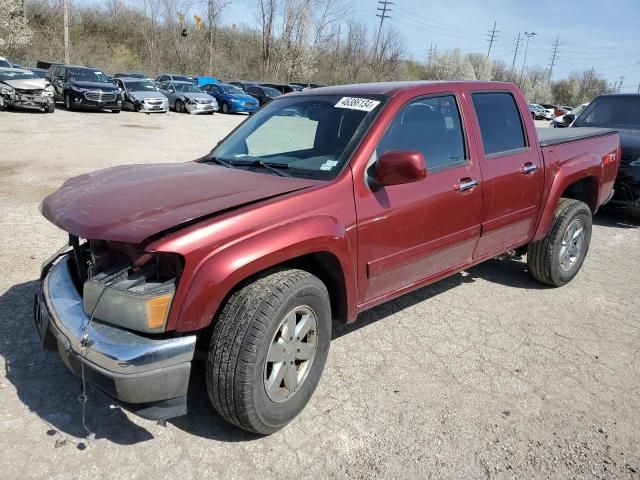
xmin=0 ymin=110 xmax=639 ymax=480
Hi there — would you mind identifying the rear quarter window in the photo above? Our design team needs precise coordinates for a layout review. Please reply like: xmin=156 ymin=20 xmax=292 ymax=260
xmin=472 ymin=92 xmax=527 ymax=156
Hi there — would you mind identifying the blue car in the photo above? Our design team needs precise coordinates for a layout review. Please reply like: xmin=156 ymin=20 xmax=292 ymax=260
xmin=201 ymin=83 xmax=260 ymax=114
xmin=196 ymin=76 xmax=219 ymax=87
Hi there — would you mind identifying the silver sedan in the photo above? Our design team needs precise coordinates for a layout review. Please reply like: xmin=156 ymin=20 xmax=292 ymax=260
xmin=157 ymin=80 xmax=218 ymax=114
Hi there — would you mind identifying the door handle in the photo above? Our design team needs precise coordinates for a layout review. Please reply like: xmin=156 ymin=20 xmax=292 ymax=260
xmin=520 ymin=162 xmax=538 ymax=175
xmin=454 ymin=178 xmax=479 ymax=192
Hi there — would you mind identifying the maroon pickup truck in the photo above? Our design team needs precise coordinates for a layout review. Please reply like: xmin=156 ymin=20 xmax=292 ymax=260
xmin=35 ymin=81 xmax=620 ymax=434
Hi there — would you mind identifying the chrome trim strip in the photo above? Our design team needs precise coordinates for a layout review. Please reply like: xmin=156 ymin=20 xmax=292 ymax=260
xmin=42 ymin=255 xmax=196 ymax=375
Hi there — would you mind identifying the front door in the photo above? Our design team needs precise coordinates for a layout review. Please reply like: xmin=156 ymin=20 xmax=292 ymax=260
xmin=466 ymin=90 xmax=544 ymax=259
xmin=355 ymin=94 xmax=483 ymax=307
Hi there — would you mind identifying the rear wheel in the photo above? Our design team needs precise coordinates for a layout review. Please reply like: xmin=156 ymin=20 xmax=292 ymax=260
xmin=206 ymin=268 xmax=331 ymax=434
xmin=527 ymin=198 xmax=592 ymax=287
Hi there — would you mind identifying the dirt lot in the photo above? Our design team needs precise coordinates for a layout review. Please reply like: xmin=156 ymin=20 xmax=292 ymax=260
xmin=0 ymin=109 xmax=639 ymax=480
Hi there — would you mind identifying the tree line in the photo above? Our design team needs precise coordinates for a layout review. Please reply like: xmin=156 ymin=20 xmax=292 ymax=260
xmin=2 ymin=0 xmax=609 ymax=105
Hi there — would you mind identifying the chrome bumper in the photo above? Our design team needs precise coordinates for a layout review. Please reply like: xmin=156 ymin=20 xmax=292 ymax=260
xmin=35 ymin=255 xmax=196 ymax=419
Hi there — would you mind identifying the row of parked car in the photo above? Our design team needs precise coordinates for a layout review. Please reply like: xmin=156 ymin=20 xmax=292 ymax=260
xmin=0 ymin=57 xmax=326 ymax=115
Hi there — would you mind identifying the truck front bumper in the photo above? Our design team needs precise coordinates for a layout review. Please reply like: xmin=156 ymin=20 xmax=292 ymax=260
xmin=34 ymin=255 xmax=196 ymax=420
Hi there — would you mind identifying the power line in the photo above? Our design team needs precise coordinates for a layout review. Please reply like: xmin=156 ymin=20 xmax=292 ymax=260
xmin=486 ymin=21 xmax=499 ymax=58
xmin=373 ymin=0 xmax=393 ymax=59
xmin=548 ymin=36 xmax=560 ymax=82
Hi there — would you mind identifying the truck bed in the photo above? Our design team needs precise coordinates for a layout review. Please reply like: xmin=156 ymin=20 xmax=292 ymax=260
xmin=536 ymin=127 xmax=617 ymax=147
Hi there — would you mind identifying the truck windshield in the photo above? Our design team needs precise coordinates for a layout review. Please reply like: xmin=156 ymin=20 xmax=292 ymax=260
xmin=208 ymin=94 xmax=386 ymax=179
xmin=574 ymin=96 xmax=640 ymax=130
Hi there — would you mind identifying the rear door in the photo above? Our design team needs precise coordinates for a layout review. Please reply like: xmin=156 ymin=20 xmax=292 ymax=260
xmin=467 ymin=90 xmax=544 ymax=259
xmin=355 ymin=93 xmax=483 ymax=305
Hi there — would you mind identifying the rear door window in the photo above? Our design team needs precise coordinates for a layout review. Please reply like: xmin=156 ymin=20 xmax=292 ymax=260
xmin=472 ymin=92 xmax=527 ymax=156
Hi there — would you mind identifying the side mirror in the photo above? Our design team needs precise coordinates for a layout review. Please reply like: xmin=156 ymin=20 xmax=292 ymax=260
xmin=563 ymin=113 xmax=575 ymax=125
xmin=375 ymin=150 xmax=426 ymax=188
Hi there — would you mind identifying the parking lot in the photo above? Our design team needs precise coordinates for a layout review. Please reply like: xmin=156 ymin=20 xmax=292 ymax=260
xmin=1 ymin=109 xmax=639 ymax=479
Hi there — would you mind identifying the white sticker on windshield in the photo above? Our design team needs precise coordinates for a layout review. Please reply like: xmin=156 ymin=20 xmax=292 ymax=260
xmin=95 ymin=71 xmax=103 ymax=75
xmin=320 ymin=160 xmax=339 ymax=171
xmin=335 ymin=97 xmax=380 ymax=112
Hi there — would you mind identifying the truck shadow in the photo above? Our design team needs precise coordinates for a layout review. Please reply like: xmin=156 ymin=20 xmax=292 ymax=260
xmin=0 ymin=256 xmax=558 ymax=445
xmin=0 ymin=280 xmax=154 ymax=448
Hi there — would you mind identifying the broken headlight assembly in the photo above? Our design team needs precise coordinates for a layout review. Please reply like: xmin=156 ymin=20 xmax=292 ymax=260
xmin=79 ymin=240 xmax=183 ymax=333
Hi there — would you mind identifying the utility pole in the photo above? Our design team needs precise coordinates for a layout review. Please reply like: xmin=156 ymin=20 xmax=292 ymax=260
xmin=427 ymin=42 xmax=438 ymax=66
xmin=373 ymin=0 xmax=393 ymax=61
xmin=548 ymin=36 xmax=560 ymax=82
xmin=637 ymin=82 xmax=640 ymax=93
xmin=510 ymin=33 xmax=522 ymax=80
xmin=519 ymin=31 xmax=537 ymax=86
xmin=63 ymin=0 xmax=70 ymax=64
xmin=486 ymin=21 xmax=499 ymax=58
xmin=618 ymin=75 xmax=624 ymax=93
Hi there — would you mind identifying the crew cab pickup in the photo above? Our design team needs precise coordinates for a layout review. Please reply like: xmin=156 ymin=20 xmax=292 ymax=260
xmin=35 ymin=81 xmax=620 ymax=434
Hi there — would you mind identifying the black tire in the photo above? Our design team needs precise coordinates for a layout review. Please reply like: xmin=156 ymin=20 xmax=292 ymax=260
xmin=64 ymin=92 xmax=73 ymax=111
xmin=175 ymin=99 xmax=184 ymax=113
xmin=111 ymin=109 xmax=121 ymax=114
xmin=221 ymin=102 xmax=229 ymax=114
xmin=531 ymin=112 xmax=536 ymax=119
xmin=46 ymin=103 xmax=55 ymax=113
xmin=527 ymin=198 xmax=592 ymax=287
xmin=207 ymin=268 xmax=331 ymax=434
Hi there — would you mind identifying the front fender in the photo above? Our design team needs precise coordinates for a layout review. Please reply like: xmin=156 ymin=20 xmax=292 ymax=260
xmin=532 ymin=153 xmax=602 ymax=242
xmin=162 ymin=216 xmax=356 ymax=332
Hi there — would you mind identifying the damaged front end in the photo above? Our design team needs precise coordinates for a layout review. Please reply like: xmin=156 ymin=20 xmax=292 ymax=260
xmin=34 ymin=235 xmax=196 ymax=420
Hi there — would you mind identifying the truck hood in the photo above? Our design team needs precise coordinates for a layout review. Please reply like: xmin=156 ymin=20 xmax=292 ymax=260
xmin=41 ymin=162 xmax=320 ymax=243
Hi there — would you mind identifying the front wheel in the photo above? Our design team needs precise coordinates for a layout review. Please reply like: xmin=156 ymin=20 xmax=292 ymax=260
xmin=527 ymin=198 xmax=592 ymax=287
xmin=46 ymin=102 xmax=55 ymax=113
xmin=221 ymin=102 xmax=229 ymax=114
xmin=175 ymin=99 xmax=184 ymax=113
xmin=64 ymin=92 xmax=74 ymax=111
xmin=207 ymin=268 xmax=331 ymax=434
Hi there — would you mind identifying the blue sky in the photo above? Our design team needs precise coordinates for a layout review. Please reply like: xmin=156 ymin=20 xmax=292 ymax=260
xmin=223 ymin=0 xmax=640 ymax=91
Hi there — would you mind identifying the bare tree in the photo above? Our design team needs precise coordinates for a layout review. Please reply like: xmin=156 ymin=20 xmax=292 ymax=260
xmin=258 ymin=0 xmax=276 ymax=77
xmin=0 ymin=0 xmax=33 ymax=56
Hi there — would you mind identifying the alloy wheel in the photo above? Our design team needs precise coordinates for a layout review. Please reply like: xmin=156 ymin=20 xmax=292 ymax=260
xmin=263 ymin=305 xmax=318 ymax=403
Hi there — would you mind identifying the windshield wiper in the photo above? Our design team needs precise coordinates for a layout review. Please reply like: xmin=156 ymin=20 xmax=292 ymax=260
xmin=203 ymin=156 xmax=233 ymax=168
xmin=229 ymin=159 xmax=292 ymax=177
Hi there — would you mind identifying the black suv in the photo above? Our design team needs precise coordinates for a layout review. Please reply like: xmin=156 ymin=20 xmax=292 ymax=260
xmin=47 ymin=65 xmax=122 ymax=112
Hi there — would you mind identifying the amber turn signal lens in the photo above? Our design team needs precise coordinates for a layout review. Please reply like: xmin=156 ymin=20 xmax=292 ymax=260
xmin=144 ymin=294 xmax=173 ymax=330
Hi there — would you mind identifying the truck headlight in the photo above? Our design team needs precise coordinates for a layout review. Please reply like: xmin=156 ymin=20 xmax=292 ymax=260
xmin=82 ymin=252 xmax=182 ymax=333
xmin=630 ymin=159 xmax=640 ymax=167
xmin=71 ymin=86 xmax=88 ymax=92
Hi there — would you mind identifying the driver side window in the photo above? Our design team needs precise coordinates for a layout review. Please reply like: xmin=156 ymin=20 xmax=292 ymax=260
xmin=375 ymin=95 xmax=467 ymax=171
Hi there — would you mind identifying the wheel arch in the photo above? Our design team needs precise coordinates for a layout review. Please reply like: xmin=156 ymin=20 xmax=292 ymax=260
xmin=532 ymin=157 xmax=601 ymax=242
xmin=163 ymin=217 xmax=357 ymax=333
